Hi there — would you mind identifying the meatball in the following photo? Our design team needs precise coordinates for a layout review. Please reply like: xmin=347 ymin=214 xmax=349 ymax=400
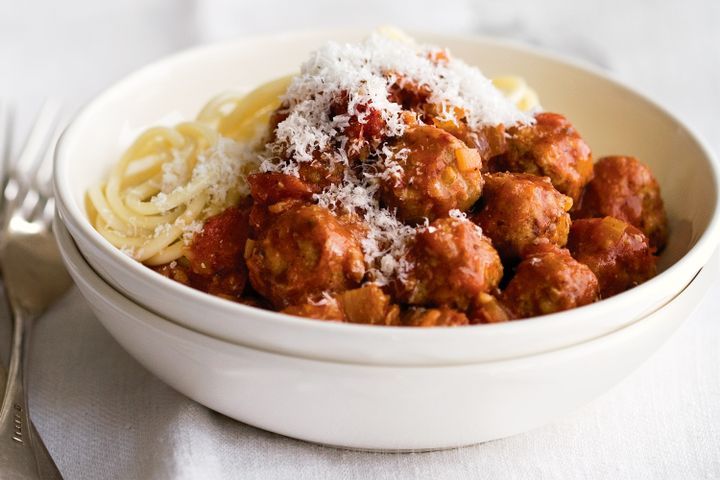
xmin=336 ymin=284 xmax=401 ymax=326
xmin=388 ymin=77 xmax=508 ymax=163
xmin=380 ymin=125 xmax=484 ymax=223
xmin=298 ymin=160 xmax=346 ymax=191
xmin=329 ymin=92 xmax=386 ymax=161
xmin=266 ymin=103 xmax=348 ymax=191
xmin=574 ymin=155 xmax=668 ymax=250
xmin=283 ymin=285 xmax=401 ymax=325
xmin=402 ymin=307 xmax=470 ymax=327
xmin=388 ymin=75 xmax=432 ymax=113
xmin=247 ymin=173 xmax=317 ymax=237
xmin=282 ymin=296 xmax=346 ymax=321
xmin=154 ymin=261 xmax=247 ymax=302
xmin=498 ymin=112 xmax=593 ymax=202
xmin=248 ymin=172 xmax=313 ymax=205
xmin=395 ymin=217 xmax=503 ymax=310
xmin=568 ymin=217 xmax=657 ymax=298
xmin=473 ymin=173 xmax=573 ymax=262
xmin=439 ymin=123 xmax=508 ymax=168
xmin=246 ymin=204 xmax=366 ymax=308
xmin=154 ymin=206 xmax=251 ymax=301
xmin=188 ymin=206 xmax=249 ymax=276
xmin=502 ymin=245 xmax=599 ymax=318
xmin=469 ymin=292 xmax=515 ymax=324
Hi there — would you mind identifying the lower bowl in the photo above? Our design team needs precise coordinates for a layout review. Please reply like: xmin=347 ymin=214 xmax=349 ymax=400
xmin=54 ymin=218 xmax=717 ymax=450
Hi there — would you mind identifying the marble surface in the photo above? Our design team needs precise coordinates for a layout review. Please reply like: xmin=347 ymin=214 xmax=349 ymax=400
xmin=1 ymin=0 xmax=719 ymax=478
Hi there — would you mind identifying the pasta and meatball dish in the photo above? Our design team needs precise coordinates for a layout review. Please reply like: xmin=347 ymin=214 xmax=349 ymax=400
xmin=87 ymin=30 xmax=668 ymax=327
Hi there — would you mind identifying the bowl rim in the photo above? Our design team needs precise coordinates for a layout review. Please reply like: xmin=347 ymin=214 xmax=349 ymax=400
xmin=54 ymin=28 xmax=720 ymax=339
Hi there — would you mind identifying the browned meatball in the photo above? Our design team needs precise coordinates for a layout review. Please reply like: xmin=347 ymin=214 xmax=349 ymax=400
xmin=395 ymin=217 xmax=503 ymax=310
xmin=435 ymin=123 xmax=508 ymax=166
xmin=502 ymin=245 xmax=599 ymax=318
xmin=498 ymin=112 xmax=593 ymax=202
xmin=387 ymin=76 xmax=508 ymax=164
xmin=574 ymin=156 xmax=668 ymax=250
xmin=267 ymin=102 xmax=351 ymax=189
xmin=283 ymin=285 xmax=401 ymax=325
xmin=402 ymin=307 xmax=470 ymax=327
xmin=336 ymin=285 xmax=401 ymax=326
xmin=153 ymin=261 xmax=247 ymax=303
xmin=295 ymin=156 xmax=346 ymax=191
xmin=380 ymin=125 xmax=484 ymax=223
xmin=469 ymin=292 xmax=515 ymax=324
xmin=473 ymin=173 xmax=573 ymax=262
xmin=282 ymin=296 xmax=346 ymax=321
xmin=568 ymin=217 xmax=657 ymax=298
xmin=246 ymin=204 xmax=366 ymax=308
xmin=387 ymin=75 xmax=432 ymax=113
xmin=248 ymin=172 xmax=314 ymax=205
xmin=332 ymin=97 xmax=386 ymax=162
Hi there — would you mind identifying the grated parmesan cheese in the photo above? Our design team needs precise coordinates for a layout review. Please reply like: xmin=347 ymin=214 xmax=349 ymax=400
xmin=180 ymin=220 xmax=204 ymax=245
xmin=448 ymin=208 xmax=483 ymax=236
xmin=259 ymin=32 xmax=528 ymax=284
xmin=150 ymin=136 xmax=260 ymax=242
xmin=193 ymin=137 xmax=257 ymax=205
xmin=307 ymin=291 xmax=336 ymax=306
xmin=263 ymin=33 xmax=529 ymax=169
xmin=448 ymin=208 xmax=466 ymax=220
xmin=161 ymin=148 xmax=192 ymax=194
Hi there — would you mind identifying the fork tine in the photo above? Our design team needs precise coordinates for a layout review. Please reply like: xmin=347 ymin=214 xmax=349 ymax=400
xmin=42 ymin=197 xmax=56 ymax=228
xmin=29 ymin=110 xmax=66 ymax=224
xmin=34 ymin=118 xmax=65 ymax=200
xmin=14 ymin=99 xmax=62 ymax=183
xmin=0 ymin=101 xmax=12 ymax=198
xmin=4 ymin=100 xmax=62 ymax=218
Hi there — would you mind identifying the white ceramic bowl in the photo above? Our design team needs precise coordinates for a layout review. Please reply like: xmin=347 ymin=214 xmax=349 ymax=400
xmin=54 ymin=30 xmax=720 ymax=365
xmin=54 ymin=217 xmax=718 ymax=450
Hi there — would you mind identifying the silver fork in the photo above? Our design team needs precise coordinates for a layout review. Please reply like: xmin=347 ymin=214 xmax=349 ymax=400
xmin=0 ymin=101 xmax=12 ymax=391
xmin=0 ymin=101 xmax=71 ymax=479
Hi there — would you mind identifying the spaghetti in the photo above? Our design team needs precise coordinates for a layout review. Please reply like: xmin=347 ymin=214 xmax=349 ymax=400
xmin=86 ymin=76 xmax=292 ymax=265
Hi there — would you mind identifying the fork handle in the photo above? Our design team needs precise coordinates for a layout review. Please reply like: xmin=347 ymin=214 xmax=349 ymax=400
xmin=0 ymin=307 xmax=63 ymax=479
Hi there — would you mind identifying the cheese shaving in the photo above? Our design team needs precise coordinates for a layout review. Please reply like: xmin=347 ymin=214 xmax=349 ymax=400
xmin=263 ymin=33 xmax=529 ymax=169
xmin=313 ymin=170 xmax=415 ymax=284
xmin=150 ymin=137 xmax=259 ymax=242
xmin=259 ymin=32 xmax=529 ymax=284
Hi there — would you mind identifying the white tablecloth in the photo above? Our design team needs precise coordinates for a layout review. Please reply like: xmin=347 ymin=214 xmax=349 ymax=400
xmin=2 ymin=1 xmax=720 ymax=478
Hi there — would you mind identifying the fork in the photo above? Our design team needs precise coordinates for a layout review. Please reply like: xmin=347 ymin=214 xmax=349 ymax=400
xmin=0 ymin=101 xmax=11 ymax=391
xmin=0 ymin=101 xmax=71 ymax=479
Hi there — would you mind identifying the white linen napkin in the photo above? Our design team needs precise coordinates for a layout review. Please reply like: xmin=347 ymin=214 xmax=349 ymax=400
xmin=17 ymin=271 xmax=720 ymax=479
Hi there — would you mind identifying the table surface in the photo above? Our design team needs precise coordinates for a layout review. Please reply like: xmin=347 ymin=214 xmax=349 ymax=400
xmin=2 ymin=1 xmax=720 ymax=478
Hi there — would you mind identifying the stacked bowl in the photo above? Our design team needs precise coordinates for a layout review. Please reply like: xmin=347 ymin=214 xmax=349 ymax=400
xmin=53 ymin=31 xmax=720 ymax=450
